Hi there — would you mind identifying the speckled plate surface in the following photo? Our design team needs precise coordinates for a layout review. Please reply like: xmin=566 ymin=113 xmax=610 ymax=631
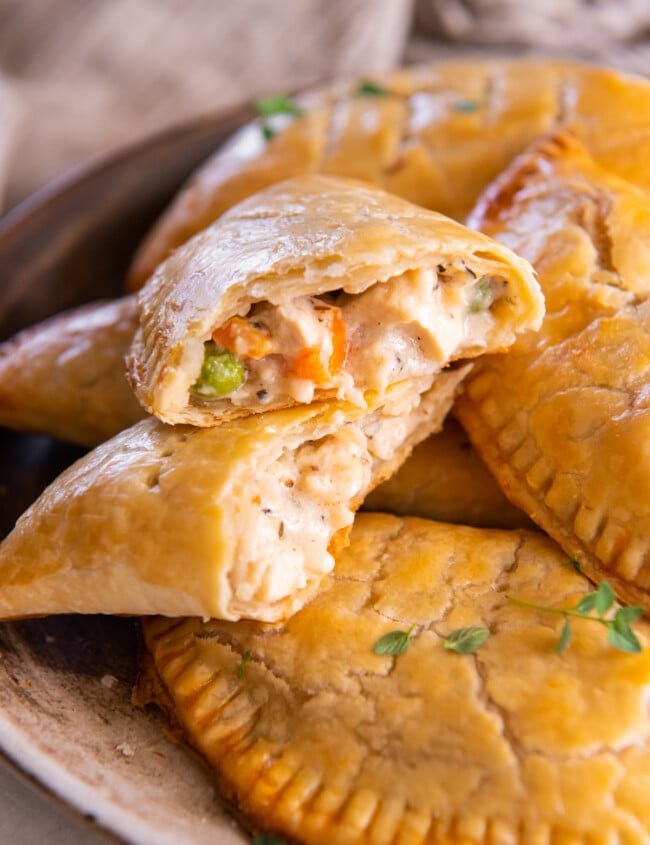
xmin=0 ymin=106 xmax=254 ymax=844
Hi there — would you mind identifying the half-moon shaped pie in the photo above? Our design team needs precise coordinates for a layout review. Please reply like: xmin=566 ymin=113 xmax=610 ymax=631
xmin=0 ymin=297 xmax=143 ymax=446
xmin=127 ymin=59 xmax=650 ymax=289
xmin=128 ymin=175 xmax=542 ymax=426
xmin=140 ymin=512 xmax=650 ymax=845
xmin=0 ymin=367 xmax=465 ymax=622
xmin=456 ymin=132 xmax=650 ymax=609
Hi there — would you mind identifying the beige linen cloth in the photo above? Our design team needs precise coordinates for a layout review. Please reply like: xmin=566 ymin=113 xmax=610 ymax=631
xmin=0 ymin=0 xmax=414 ymax=210
xmin=1 ymin=0 xmax=649 ymax=213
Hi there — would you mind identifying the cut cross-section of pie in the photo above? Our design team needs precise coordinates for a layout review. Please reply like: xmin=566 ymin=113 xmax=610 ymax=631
xmin=0 ymin=368 xmax=465 ymax=622
xmin=139 ymin=513 xmax=650 ymax=845
xmin=456 ymin=131 xmax=650 ymax=610
xmin=128 ymin=174 xmax=542 ymax=426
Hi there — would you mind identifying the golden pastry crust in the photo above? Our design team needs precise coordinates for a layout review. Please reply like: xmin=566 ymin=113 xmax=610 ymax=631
xmin=128 ymin=174 xmax=541 ymax=427
xmin=0 ymin=297 xmax=144 ymax=446
xmin=364 ymin=417 xmax=534 ymax=529
xmin=456 ymin=132 xmax=650 ymax=609
xmin=460 ymin=302 xmax=650 ymax=611
xmin=0 ymin=368 xmax=465 ymax=622
xmin=127 ymin=59 xmax=650 ymax=289
xmin=141 ymin=513 xmax=650 ymax=845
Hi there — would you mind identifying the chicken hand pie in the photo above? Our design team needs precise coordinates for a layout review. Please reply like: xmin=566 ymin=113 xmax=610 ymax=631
xmin=0 ymin=297 xmax=143 ymax=446
xmin=127 ymin=59 xmax=650 ymax=289
xmin=128 ymin=175 xmax=542 ymax=426
xmin=0 ymin=368 xmax=465 ymax=622
xmin=457 ymin=132 xmax=650 ymax=608
xmin=140 ymin=513 xmax=650 ymax=845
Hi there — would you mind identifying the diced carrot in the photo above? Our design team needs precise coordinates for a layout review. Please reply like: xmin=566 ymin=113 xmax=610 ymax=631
xmin=327 ymin=306 xmax=348 ymax=372
xmin=212 ymin=317 xmax=272 ymax=359
xmin=288 ymin=303 xmax=348 ymax=384
xmin=290 ymin=347 xmax=330 ymax=384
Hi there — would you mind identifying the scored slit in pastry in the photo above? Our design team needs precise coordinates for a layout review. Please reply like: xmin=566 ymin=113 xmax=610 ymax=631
xmin=128 ymin=175 xmax=543 ymax=426
xmin=139 ymin=512 xmax=650 ymax=845
xmin=0 ymin=365 xmax=465 ymax=622
xmin=456 ymin=131 xmax=650 ymax=609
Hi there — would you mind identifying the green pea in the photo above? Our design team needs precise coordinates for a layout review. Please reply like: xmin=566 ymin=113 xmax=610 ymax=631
xmin=191 ymin=342 xmax=245 ymax=398
xmin=468 ymin=277 xmax=497 ymax=314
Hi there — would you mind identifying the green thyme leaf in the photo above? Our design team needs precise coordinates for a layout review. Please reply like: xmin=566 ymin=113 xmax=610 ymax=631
xmin=575 ymin=592 xmax=598 ymax=614
xmin=356 ymin=80 xmax=389 ymax=97
xmin=615 ymin=606 xmax=645 ymax=625
xmin=441 ymin=626 xmax=490 ymax=655
xmin=372 ymin=625 xmax=414 ymax=656
xmin=556 ymin=619 xmax=571 ymax=654
xmin=252 ymin=835 xmax=287 ymax=845
xmin=561 ymin=555 xmax=582 ymax=574
xmin=608 ymin=621 xmax=642 ymax=654
xmin=453 ymin=98 xmax=480 ymax=113
xmin=595 ymin=581 xmax=615 ymax=616
xmin=237 ymin=649 xmax=252 ymax=678
xmin=255 ymin=94 xmax=303 ymax=117
xmin=261 ymin=123 xmax=275 ymax=141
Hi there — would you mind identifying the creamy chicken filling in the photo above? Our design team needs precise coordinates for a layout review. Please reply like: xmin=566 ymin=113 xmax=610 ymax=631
xmin=227 ymin=386 xmax=444 ymax=615
xmin=192 ymin=265 xmax=509 ymax=409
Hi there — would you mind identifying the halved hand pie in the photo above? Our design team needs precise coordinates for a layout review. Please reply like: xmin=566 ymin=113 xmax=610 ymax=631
xmin=140 ymin=513 xmax=650 ymax=845
xmin=128 ymin=175 xmax=542 ymax=426
xmin=0 ymin=369 xmax=465 ymax=622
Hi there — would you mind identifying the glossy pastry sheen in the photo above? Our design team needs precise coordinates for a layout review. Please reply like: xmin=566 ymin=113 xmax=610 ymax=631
xmin=0 ymin=297 xmax=144 ymax=446
xmin=140 ymin=513 xmax=650 ymax=845
xmin=128 ymin=59 xmax=650 ymax=289
xmin=128 ymin=175 xmax=542 ymax=426
xmin=0 ymin=368 xmax=465 ymax=622
xmin=456 ymin=132 xmax=650 ymax=609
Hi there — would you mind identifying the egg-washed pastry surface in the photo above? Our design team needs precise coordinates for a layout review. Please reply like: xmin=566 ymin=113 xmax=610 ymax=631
xmin=456 ymin=132 xmax=650 ymax=609
xmin=140 ymin=513 xmax=650 ymax=845
xmin=0 ymin=297 xmax=143 ymax=446
xmin=128 ymin=59 xmax=650 ymax=289
xmin=0 ymin=367 xmax=465 ymax=622
xmin=129 ymin=175 xmax=542 ymax=427
xmin=364 ymin=417 xmax=533 ymax=529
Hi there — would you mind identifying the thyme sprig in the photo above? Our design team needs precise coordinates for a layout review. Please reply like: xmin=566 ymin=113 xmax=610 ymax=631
xmin=356 ymin=80 xmax=389 ymax=97
xmin=255 ymin=94 xmax=304 ymax=118
xmin=372 ymin=624 xmax=490 ymax=657
xmin=507 ymin=581 xmax=644 ymax=654
xmin=255 ymin=94 xmax=304 ymax=141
